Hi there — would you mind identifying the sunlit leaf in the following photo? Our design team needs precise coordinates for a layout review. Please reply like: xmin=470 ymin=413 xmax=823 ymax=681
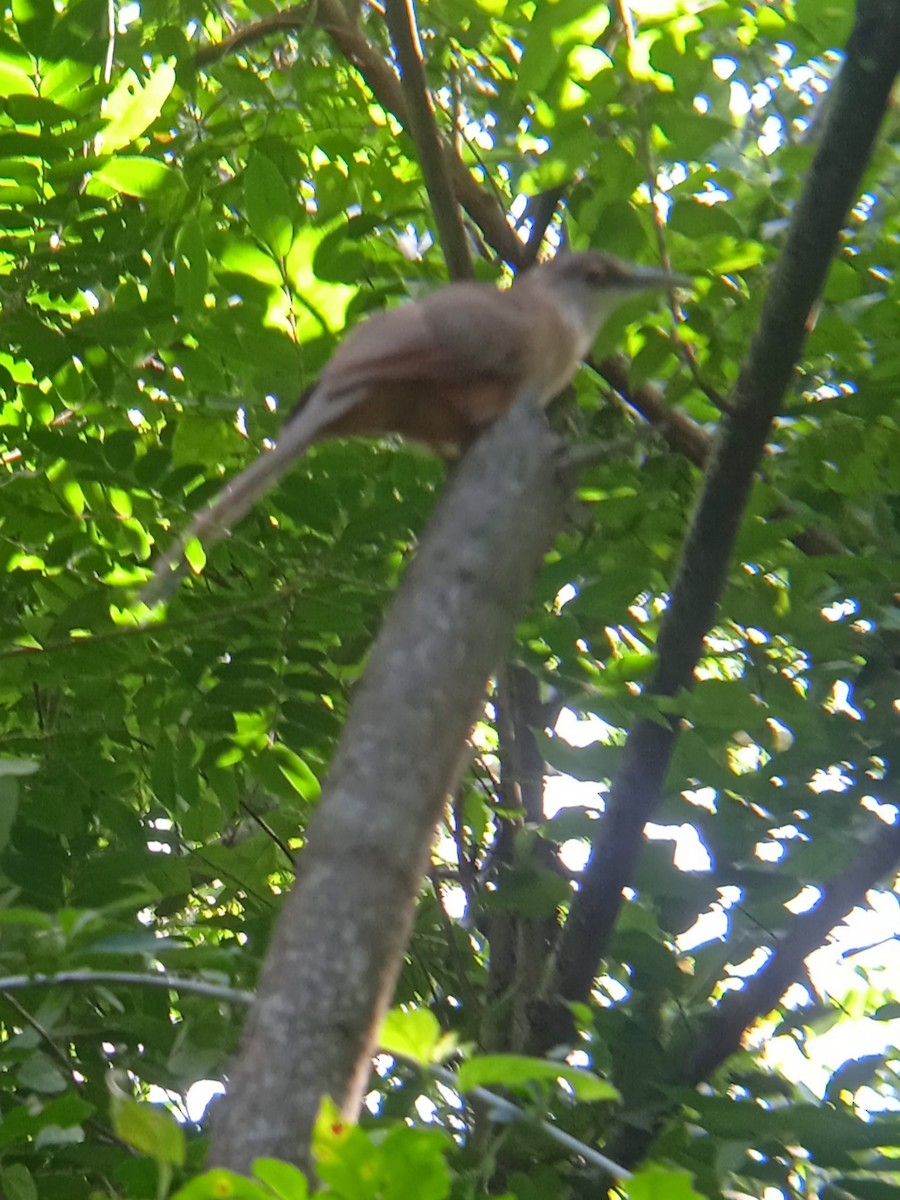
xmin=623 ymin=1165 xmax=706 ymax=1200
xmin=244 ymin=153 xmax=296 ymax=259
xmin=97 ymin=62 xmax=177 ymax=153
xmin=455 ymin=1055 xmax=620 ymax=1102
xmin=380 ymin=1006 xmax=450 ymax=1066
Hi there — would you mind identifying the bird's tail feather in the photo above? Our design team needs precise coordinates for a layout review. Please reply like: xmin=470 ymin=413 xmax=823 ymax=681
xmin=141 ymin=385 xmax=359 ymax=605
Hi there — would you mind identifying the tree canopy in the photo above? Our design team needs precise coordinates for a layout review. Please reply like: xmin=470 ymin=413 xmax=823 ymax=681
xmin=0 ymin=0 xmax=898 ymax=1198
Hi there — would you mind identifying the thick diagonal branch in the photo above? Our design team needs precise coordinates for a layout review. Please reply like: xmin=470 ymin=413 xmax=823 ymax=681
xmin=207 ymin=401 xmax=570 ymax=1174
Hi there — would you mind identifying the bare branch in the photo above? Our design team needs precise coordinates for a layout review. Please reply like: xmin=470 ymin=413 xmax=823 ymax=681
xmin=683 ymin=813 xmax=900 ymax=1085
xmin=596 ymin=812 xmax=900 ymax=1172
xmin=597 ymin=353 xmax=848 ymax=557
xmin=194 ymin=5 xmax=307 ymax=65
xmin=429 ymin=1063 xmax=632 ymax=1181
xmin=383 ymin=0 xmax=473 ymax=279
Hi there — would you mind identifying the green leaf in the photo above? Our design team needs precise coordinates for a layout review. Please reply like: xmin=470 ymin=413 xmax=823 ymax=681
xmin=184 ymin=536 xmax=207 ymax=575
xmin=252 ymin=1159 xmax=310 ymax=1199
xmin=111 ymin=1096 xmax=186 ymax=1167
xmin=455 ymin=1056 xmax=620 ymax=1102
xmin=93 ymin=156 xmax=187 ymax=213
xmin=380 ymin=1006 xmax=449 ymax=1066
xmin=33 ymin=1123 xmax=85 ymax=1149
xmin=0 ymin=58 xmax=36 ymax=98
xmin=795 ymin=0 xmax=854 ymax=45
xmin=517 ymin=0 xmax=610 ymax=96
xmin=0 ymin=757 xmax=40 ymax=776
xmin=17 ymin=1053 xmax=68 ymax=1095
xmin=686 ymin=679 xmax=766 ymax=731
xmin=171 ymin=412 xmax=243 ymax=469
xmin=481 ymin=863 xmax=571 ymax=917
xmin=623 ymin=1165 xmax=707 ymax=1200
xmin=175 ymin=217 xmax=210 ymax=316
xmin=1 ymin=1163 xmax=38 ymax=1200
xmin=378 ymin=1126 xmax=450 ymax=1200
xmin=244 ymin=154 xmax=295 ymax=258
xmin=271 ymin=743 xmax=321 ymax=802
xmin=313 ymin=1099 xmax=451 ymax=1200
xmin=172 ymin=1169 xmax=273 ymax=1200
xmin=535 ymin=731 xmax=622 ymax=783
xmin=669 ymin=199 xmax=743 ymax=240
xmin=12 ymin=0 xmax=54 ymax=55
xmin=41 ymin=57 xmax=93 ymax=107
xmin=219 ymin=237 xmax=284 ymax=286
xmin=97 ymin=62 xmax=177 ymax=153
xmin=0 ymin=908 xmax=55 ymax=929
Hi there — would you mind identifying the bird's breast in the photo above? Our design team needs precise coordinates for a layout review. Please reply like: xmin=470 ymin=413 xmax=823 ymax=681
xmin=518 ymin=300 xmax=589 ymax=404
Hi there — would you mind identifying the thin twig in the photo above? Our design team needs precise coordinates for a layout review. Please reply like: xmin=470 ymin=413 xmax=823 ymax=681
xmin=195 ymin=5 xmax=308 ymax=64
xmin=1 ymin=990 xmax=82 ymax=1078
xmin=429 ymin=1063 xmax=631 ymax=1181
xmin=0 ymin=971 xmax=254 ymax=1005
xmin=595 ymin=353 xmax=848 ymax=556
xmin=195 ymin=0 xmax=524 ymax=265
xmin=239 ymin=799 xmax=297 ymax=865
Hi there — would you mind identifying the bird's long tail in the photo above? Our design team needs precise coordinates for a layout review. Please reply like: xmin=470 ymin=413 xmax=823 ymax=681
xmin=141 ymin=384 xmax=357 ymax=605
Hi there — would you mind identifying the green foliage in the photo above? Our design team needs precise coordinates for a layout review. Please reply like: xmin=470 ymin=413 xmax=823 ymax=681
xmin=111 ymin=1086 xmax=186 ymax=1199
xmin=174 ymin=1114 xmax=450 ymax=1200
xmin=379 ymin=1004 xmax=456 ymax=1066
xmin=624 ymin=1165 xmax=707 ymax=1200
xmin=314 ymin=1104 xmax=451 ymax=1200
xmin=174 ymin=1160 xmax=309 ymax=1199
xmin=454 ymin=1055 xmax=620 ymax=1103
xmin=112 ymin=1093 xmax=186 ymax=1165
xmin=0 ymin=0 xmax=898 ymax=1197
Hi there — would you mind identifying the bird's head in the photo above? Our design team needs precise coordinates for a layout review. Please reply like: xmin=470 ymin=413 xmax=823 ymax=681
xmin=521 ymin=250 xmax=692 ymax=344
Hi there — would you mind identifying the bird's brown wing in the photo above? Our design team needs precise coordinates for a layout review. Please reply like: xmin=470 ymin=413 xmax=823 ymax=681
xmin=318 ymin=281 xmax=530 ymax=394
xmin=142 ymin=281 xmax=557 ymax=604
xmin=325 ymin=277 xmax=585 ymax=409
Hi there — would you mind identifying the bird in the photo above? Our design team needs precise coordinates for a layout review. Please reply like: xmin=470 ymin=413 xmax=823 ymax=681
xmin=142 ymin=251 xmax=689 ymax=603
